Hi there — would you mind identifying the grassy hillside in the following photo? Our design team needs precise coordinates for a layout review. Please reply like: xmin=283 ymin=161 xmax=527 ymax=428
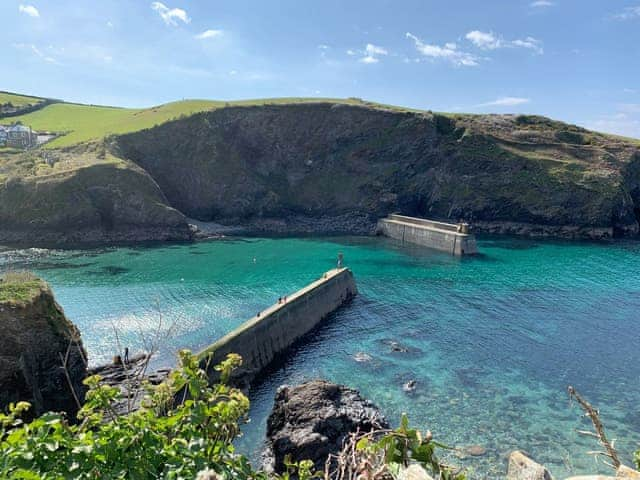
xmin=2 ymin=100 xmax=218 ymax=147
xmin=0 ymin=96 xmax=418 ymax=148
xmin=0 ymin=91 xmax=47 ymax=108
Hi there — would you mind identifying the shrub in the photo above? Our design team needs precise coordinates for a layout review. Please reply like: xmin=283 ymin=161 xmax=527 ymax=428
xmin=0 ymin=350 xmax=258 ymax=479
xmin=0 ymin=349 xmax=461 ymax=479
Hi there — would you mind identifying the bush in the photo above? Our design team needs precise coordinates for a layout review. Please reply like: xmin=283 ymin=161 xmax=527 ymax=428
xmin=0 ymin=350 xmax=259 ymax=479
xmin=0 ymin=349 xmax=461 ymax=479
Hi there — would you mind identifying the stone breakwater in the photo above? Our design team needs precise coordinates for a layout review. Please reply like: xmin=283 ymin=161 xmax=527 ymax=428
xmin=197 ymin=268 xmax=357 ymax=387
xmin=377 ymin=214 xmax=479 ymax=256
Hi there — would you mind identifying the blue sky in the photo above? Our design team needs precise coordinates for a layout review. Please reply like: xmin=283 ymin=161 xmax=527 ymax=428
xmin=1 ymin=0 xmax=639 ymax=137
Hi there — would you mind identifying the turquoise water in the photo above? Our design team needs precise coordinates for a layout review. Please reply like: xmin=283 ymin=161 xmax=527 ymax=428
xmin=1 ymin=236 xmax=639 ymax=478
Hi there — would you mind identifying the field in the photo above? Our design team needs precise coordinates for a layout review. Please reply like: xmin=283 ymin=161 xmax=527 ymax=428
xmin=2 ymin=100 xmax=220 ymax=148
xmin=0 ymin=91 xmax=46 ymax=108
xmin=0 ymin=93 xmax=423 ymax=148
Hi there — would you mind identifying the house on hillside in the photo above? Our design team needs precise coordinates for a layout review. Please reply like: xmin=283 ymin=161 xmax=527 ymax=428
xmin=0 ymin=125 xmax=7 ymax=146
xmin=6 ymin=123 xmax=36 ymax=148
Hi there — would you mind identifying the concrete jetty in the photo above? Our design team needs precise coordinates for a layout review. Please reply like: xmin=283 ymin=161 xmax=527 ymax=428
xmin=377 ymin=214 xmax=478 ymax=255
xmin=197 ymin=268 xmax=357 ymax=386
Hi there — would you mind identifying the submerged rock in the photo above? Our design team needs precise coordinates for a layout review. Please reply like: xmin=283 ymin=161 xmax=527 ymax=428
xmin=353 ymin=351 xmax=373 ymax=362
xmin=465 ymin=445 xmax=487 ymax=456
xmin=507 ymin=451 xmax=553 ymax=480
xmin=0 ymin=276 xmax=87 ymax=418
xmin=263 ymin=379 xmax=389 ymax=474
xmin=403 ymin=379 xmax=417 ymax=392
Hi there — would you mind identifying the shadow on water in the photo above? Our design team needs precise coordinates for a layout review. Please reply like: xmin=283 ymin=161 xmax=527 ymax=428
xmin=95 ymin=266 xmax=131 ymax=276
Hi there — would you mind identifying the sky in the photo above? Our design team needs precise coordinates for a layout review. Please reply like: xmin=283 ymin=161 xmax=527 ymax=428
xmin=1 ymin=0 xmax=639 ymax=138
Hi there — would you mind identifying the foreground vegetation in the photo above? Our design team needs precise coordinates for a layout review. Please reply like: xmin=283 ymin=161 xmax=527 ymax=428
xmin=0 ymin=349 xmax=466 ymax=479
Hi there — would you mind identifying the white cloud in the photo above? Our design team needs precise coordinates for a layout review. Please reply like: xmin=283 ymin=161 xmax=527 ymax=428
xmin=107 ymin=21 xmax=114 ymax=28
xmin=318 ymin=44 xmax=329 ymax=50
xmin=477 ymin=97 xmax=531 ymax=107
xmin=624 ymin=88 xmax=638 ymax=94
xmin=465 ymin=30 xmax=543 ymax=55
xmin=612 ymin=6 xmax=640 ymax=20
xmin=349 ymin=43 xmax=388 ymax=64
xmin=365 ymin=43 xmax=388 ymax=56
xmin=360 ymin=55 xmax=379 ymax=64
xmin=512 ymin=36 xmax=544 ymax=54
xmin=18 ymin=4 xmax=39 ymax=17
xmin=530 ymin=1 xmax=554 ymax=7
xmin=195 ymin=29 xmax=223 ymax=39
xmin=406 ymin=32 xmax=479 ymax=67
xmin=151 ymin=2 xmax=190 ymax=26
xmin=466 ymin=30 xmax=502 ymax=50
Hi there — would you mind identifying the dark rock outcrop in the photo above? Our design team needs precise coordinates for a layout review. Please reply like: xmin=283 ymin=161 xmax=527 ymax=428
xmin=87 ymin=354 xmax=171 ymax=415
xmin=263 ymin=380 xmax=388 ymax=474
xmin=116 ymin=104 xmax=640 ymax=240
xmin=0 ymin=277 xmax=87 ymax=418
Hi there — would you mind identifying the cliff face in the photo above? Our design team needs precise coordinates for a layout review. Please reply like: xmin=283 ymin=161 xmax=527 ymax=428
xmin=0 ymin=145 xmax=192 ymax=246
xmin=0 ymin=276 xmax=86 ymax=418
xmin=116 ymin=104 xmax=640 ymax=239
xmin=2 ymin=102 xmax=640 ymax=246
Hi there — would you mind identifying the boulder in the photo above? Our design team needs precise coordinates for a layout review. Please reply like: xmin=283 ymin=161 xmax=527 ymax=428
xmin=507 ymin=451 xmax=553 ymax=480
xmin=263 ymin=379 xmax=388 ymax=473
xmin=0 ymin=275 xmax=87 ymax=418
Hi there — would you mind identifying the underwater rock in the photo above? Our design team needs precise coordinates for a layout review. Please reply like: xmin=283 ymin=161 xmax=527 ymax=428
xmin=353 ymin=351 xmax=373 ymax=362
xmin=263 ymin=379 xmax=388 ymax=474
xmin=465 ymin=445 xmax=487 ymax=456
xmin=388 ymin=340 xmax=409 ymax=353
xmin=403 ymin=379 xmax=417 ymax=392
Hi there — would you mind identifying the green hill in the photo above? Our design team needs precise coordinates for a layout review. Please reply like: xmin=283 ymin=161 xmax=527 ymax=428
xmin=0 ymin=91 xmax=639 ymax=247
xmin=0 ymin=91 xmax=47 ymax=108
xmin=0 ymin=93 xmax=403 ymax=148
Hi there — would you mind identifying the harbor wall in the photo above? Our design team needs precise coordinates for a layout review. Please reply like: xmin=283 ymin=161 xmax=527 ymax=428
xmin=197 ymin=268 xmax=357 ymax=385
xmin=378 ymin=215 xmax=478 ymax=255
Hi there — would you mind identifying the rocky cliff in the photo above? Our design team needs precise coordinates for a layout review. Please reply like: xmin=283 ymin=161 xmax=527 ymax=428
xmin=0 ymin=273 xmax=86 ymax=418
xmin=116 ymin=104 xmax=640 ymax=239
xmin=0 ymin=144 xmax=192 ymax=246
xmin=2 ymin=102 xmax=640 ymax=246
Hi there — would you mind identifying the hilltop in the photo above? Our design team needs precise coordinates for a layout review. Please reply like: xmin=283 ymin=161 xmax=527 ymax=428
xmin=0 ymin=92 xmax=639 ymax=246
xmin=0 ymin=91 xmax=407 ymax=148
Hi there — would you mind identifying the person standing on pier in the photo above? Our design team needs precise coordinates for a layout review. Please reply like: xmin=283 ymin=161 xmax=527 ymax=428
xmin=337 ymin=252 xmax=344 ymax=268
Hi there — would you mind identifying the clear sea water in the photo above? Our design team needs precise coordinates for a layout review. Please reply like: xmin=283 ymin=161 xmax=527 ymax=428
xmin=1 ymin=236 xmax=639 ymax=479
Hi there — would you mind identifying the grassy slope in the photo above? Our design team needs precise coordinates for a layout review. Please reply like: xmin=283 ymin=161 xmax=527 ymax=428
xmin=0 ymin=91 xmax=46 ymax=107
xmin=0 ymin=95 xmax=422 ymax=148
xmin=0 ymin=272 xmax=43 ymax=304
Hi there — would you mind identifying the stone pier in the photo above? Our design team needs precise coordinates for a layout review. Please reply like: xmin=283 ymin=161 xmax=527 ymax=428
xmin=377 ymin=214 xmax=478 ymax=255
xmin=197 ymin=268 xmax=357 ymax=385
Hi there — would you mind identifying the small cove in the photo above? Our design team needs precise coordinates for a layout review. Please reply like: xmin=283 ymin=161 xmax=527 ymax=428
xmin=1 ymin=235 xmax=639 ymax=478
